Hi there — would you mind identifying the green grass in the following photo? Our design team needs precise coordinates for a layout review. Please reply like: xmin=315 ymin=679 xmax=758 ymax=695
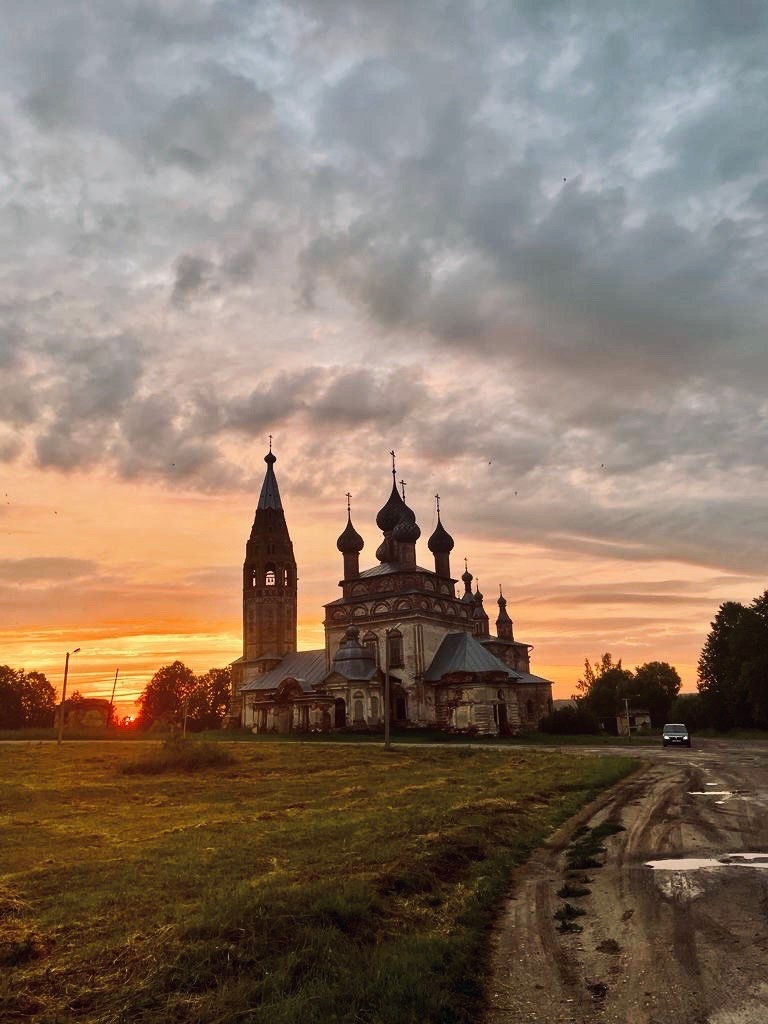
xmin=0 ymin=742 xmax=636 ymax=1023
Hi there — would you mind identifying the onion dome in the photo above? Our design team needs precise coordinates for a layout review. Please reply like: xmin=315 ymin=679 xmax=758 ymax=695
xmin=462 ymin=566 xmax=473 ymax=588
xmin=474 ymin=582 xmax=484 ymax=603
xmin=376 ymin=480 xmax=406 ymax=531
xmin=428 ymin=517 xmax=454 ymax=554
xmin=337 ymin=514 xmax=364 ymax=553
xmin=393 ymin=515 xmax=421 ymax=544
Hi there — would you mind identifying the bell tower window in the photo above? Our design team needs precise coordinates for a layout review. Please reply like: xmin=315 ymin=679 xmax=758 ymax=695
xmin=265 ymin=563 xmax=276 ymax=586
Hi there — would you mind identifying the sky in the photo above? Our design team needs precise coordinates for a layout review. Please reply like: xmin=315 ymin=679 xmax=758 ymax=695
xmin=3 ymin=0 xmax=768 ymax=714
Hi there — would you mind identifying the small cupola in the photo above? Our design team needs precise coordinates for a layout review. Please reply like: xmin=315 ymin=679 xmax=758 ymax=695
xmin=472 ymin=580 xmax=490 ymax=637
xmin=461 ymin=558 xmax=474 ymax=602
xmin=496 ymin=586 xmax=514 ymax=641
xmin=428 ymin=495 xmax=454 ymax=578
xmin=337 ymin=493 xmax=364 ymax=580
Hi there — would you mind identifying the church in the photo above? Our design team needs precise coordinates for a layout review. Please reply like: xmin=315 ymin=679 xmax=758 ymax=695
xmin=228 ymin=447 xmax=553 ymax=736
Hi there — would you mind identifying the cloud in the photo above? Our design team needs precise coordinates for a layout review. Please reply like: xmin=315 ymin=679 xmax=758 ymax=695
xmin=1 ymin=0 xmax=767 ymax=583
xmin=0 ymin=557 xmax=99 ymax=582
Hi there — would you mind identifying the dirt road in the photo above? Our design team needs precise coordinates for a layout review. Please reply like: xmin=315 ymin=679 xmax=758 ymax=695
xmin=485 ymin=741 xmax=768 ymax=1024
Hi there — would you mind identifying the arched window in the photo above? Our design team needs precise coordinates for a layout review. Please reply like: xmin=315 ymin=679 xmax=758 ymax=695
xmin=387 ymin=629 xmax=403 ymax=668
xmin=370 ymin=696 xmax=380 ymax=721
xmin=362 ymin=631 xmax=379 ymax=665
xmin=353 ymin=692 xmax=365 ymax=724
xmin=283 ymin=567 xmax=290 ymax=586
xmin=251 ymin=568 xmax=257 ymax=588
xmin=265 ymin=562 xmax=276 ymax=586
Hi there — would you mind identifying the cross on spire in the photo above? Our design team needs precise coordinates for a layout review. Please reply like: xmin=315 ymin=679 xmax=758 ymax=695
xmin=435 ymin=493 xmax=441 ymax=517
xmin=345 ymin=491 xmax=352 ymax=515
xmin=390 ymin=449 xmax=396 ymax=479
xmin=268 ymin=434 xmax=272 ymax=451
xmin=399 ymin=478 xmax=407 ymax=500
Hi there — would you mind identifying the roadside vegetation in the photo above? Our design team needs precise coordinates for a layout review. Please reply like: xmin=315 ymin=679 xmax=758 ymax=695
xmin=0 ymin=741 xmax=634 ymax=1024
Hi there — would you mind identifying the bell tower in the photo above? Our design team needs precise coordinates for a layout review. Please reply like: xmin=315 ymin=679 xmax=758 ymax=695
xmin=242 ymin=443 xmax=297 ymax=667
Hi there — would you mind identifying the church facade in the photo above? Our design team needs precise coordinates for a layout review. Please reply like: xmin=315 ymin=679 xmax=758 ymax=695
xmin=229 ymin=448 xmax=553 ymax=736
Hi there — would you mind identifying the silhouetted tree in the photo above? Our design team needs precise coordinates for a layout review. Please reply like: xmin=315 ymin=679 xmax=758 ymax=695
xmin=697 ymin=595 xmax=768 ymax=729
xmin=186 ymin=667 xmax=232 ymax=731
xmin=0 ymin=666 xmax=56 ymax=728
xmin=19 ymin=670 xmax=57 ymax=727
xmin=630 ymin=662 xmax=681 ymax=726
xmin=0 ymin=665 xmax=25 ymax=728
xmin=574 ymin=653 xmax=633 ymax=723
xmin=136 ymin=661 xmax=196 ymax=729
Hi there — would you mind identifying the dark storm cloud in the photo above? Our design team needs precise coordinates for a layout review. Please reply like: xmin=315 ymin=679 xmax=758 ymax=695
xmin=3 ymin=0 xmax=768 ymax=575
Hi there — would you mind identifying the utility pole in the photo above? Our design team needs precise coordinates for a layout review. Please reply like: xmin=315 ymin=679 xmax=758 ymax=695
xmin=384 ymin=634 xmax=391 ymax=751
xmin=57 ymin=648 xmax=81 ymax=746
xmin=108 ymin=667 xmax=119 ymax=728
xmin=624 ymin=697 xmax=632 ymax=744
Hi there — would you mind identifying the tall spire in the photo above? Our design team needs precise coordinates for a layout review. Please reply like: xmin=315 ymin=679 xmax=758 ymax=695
xmin=258 ymin=442 xmax=282 ymax=511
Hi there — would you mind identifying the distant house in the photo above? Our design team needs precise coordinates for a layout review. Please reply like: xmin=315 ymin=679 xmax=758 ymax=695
xmin=54 ymin=698 xmax=112 ymax=730
xmin=616 ymin=708 xmax=652 ymax=737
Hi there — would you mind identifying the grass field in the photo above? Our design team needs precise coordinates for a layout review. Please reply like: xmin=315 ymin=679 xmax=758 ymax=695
xmin=1 ymin=741 xmax=635 ymax=1023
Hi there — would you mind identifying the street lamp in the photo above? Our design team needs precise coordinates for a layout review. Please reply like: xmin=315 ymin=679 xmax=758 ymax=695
xmin=57 ymin=647 xmax=81 ymax=746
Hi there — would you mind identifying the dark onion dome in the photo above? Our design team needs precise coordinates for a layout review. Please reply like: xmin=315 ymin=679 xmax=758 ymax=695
xmin=462 ymin=566 xmax=473 ymax=588
xmin=428 ymin=516 xmax=454 ymax=554
xmin=393 ymin=515 xmax=421 ymax=544
xmin=376 ymin=480 xmax=407 ymax=531
xmin=474 ymin=584 xmax=484 ymax=603
xmin=337 ymin=514 xmax=364 ymax=553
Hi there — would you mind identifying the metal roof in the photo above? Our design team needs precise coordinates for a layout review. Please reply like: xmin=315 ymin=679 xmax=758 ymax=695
xmin=424 ymin=632 xmax=520 ymax=681
xmin=240 ymin=649 xmax=326 ymax=692
xmin=357 ymin=562 xmax=434 ymax=577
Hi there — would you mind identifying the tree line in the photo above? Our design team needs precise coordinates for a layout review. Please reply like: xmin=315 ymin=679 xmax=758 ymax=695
xmin=0 ymin=666 xmax=57 ymax=728
xmin=541 ymin=655 xmax=683 ymax=734
xmin=0 ymin=661 xmax=232 ymax=731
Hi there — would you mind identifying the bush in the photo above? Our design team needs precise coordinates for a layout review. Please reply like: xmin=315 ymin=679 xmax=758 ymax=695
xmin=538 ymin=706 xmax=600 ymax=735
xmin=119 ymin=739 xmax=235 ymax=775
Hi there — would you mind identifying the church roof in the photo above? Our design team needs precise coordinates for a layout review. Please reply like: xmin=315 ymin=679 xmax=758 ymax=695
xmin=257 ymin=450 xmax=282 ymax=510
xmin=329 ymin=627 xmax=378 ymax=681
xmin=357 ymin=562 xmax=434 ymax=577
xmin=240 ymin=650 xmax=326 ymax=692
xmin=512 ymin=669 xmax=554 ymax=685
xmin=424 ymin=632 xmax=520 ymax=681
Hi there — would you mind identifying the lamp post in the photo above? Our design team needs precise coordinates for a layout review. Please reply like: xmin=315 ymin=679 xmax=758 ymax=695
xmin=57 ymin=648 xmax=81 ymax=745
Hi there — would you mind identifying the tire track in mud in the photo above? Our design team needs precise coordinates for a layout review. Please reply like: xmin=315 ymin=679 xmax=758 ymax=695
xmin=485 ymin=744 xmax=768 ymax=1024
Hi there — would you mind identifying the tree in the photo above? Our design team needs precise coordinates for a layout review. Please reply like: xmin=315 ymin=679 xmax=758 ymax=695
xmin=696 ymin=595 xmax=768 ymax=729
xmin=19 ymin=670 xmax=57 ymax=727
xmin=630 ymin=662 xmax=681 ymax=727
xmin=186 ymin=667 xmax=232 ymax=731
xmin=0 ymin=666 xmax=25 ymax=729
xmin=136 ymin=661 xmax=196 ymax=730
xmin=574 ymin=653 xmax=634 ymax=723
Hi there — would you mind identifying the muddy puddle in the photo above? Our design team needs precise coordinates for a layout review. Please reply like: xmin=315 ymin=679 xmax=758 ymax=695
xmin=646 ymin=853 xmax=768 ymax=871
